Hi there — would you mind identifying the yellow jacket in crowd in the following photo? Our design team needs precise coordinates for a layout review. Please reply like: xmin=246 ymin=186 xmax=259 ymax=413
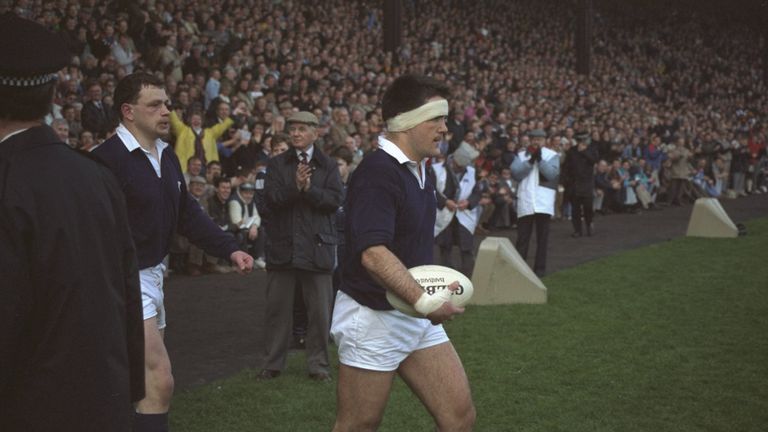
xmin=170 ymin=111 xmax=233 ymax=172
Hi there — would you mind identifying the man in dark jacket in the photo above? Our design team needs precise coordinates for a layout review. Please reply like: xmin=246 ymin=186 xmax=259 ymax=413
xmin=563 ymin=132 xmax=599 ymax=237
xmin=259 ymin=111 xmax=343 ymax=382
xmin=80 ymin=81 xmax=116 ymax=139
xmin=0 ymin=13 xmax=143 ymax=432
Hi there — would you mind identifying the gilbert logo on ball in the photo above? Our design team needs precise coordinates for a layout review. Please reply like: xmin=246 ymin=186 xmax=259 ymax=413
xmin=386 ymin=265 xmax=474 ymax=317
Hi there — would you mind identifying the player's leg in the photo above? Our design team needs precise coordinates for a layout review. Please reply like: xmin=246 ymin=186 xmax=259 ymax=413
xmin=333 ymin=364 xmax=396 ymax=432
xmin=331 ymin=291 xmax=405 ymax=430
xmin=134 ymin=265 xmax=172 ymax=431
xmin=134 ymin=316 xmax=173 ymax=431
xmin=397 ymin=341 xmax=476 ymax=432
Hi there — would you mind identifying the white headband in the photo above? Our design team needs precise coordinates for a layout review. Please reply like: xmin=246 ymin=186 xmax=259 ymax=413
xmin=386 ymin=99 xmax=449 ymax=132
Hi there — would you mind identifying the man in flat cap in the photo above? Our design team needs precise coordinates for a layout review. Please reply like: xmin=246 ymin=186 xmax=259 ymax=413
xmin=563 ymin=131 xmax=599 ymax=237
xmin=258 ymin=111 xmax=343 ymax=382
xmin=0 ymin=13 xmax=144 ymax=432
xmin=510 ymin=128 xmax=560 ymax=276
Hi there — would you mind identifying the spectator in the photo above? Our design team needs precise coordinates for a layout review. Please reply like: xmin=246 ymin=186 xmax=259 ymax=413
xmin=259 ymin=111 xmax=342 ymax=382
xmin=329 ymin=145 xmax=353 ymax=293
xmin=111 ymin=32 xmax=141 ymax=74
xmin=730 ymin=135 xmax=750 ymax=196
xmin=666 ymin=137 xmax=695 ymax=206
xmin=632 ymin=159 xmax=656 ymax=209
xmin=489 ymin=167 xmax=517 ymax=229
xmin=712 ymin=156 xmax=728 ymax=196
xmin=692 ymin=158 xmax=720 ymax=198
xmin=78 ymin=129 xmax=97 ymax=152
xmin=228 ymin=182 xmax=266 ymax=269
xmin=204 ymin=69 xmax=221 ymax=109
xmin=61 ymin=103 xmax=83 ymax=139
xmin=206 ymin=176 xmax=237 ymax=235
xmin=747 ymin=131 xmax=767 ymax=193
xmin=510 ymin=129 xmax=560 ymax=277
xmin=447 ymin=109 xmax=467 ymax=154
xmin=432 ymin=143 xmax=483 ymax=277
xmin=81 ymin=82 xmax=115 ymax=139
xmin=158 ymin=35 xmax=182 ymax=82
xmin=329 ymin=107 xmax=356 ymax=149
xmin=170 ymin=107 xmax=238 ymax=172
xmin=563 ymin=132 xmax=599 ymax=237
xmin=184 ymin=156 xmax=204 ymax=185
xmin=51 ymin=118 xmax=71 ymax=146
xmin=170 ymin=175 xmax=210 ymax=276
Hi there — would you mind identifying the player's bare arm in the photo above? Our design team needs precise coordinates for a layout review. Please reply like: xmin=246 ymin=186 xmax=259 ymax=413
xmin=361 ymin=245 xmax=463 ymax=324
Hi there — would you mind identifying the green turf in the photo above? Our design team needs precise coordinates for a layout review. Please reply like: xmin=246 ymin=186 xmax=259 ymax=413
xmin=171 ymin=217 xmax=768 ymax=431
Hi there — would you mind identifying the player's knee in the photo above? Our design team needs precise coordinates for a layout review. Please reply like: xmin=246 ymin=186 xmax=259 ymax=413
xmin=148 ymin=367 xmax=175 ymax=401
xmin=158 ymin=371 xmax=175 ymax=400
xmin=436 ymin=401 xmax=476 ymax=431
xmin=333 ymin=417 xmax=382 ymax=432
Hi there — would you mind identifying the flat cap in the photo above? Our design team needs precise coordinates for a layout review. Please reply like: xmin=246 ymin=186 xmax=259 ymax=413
xmin=239 ymin=182 xmax=256 ymax=191
xmin=189 ymin=175 xmax=207 ymax=185
xmin=286 ymin=111 xmax=319 ymax=126
xmin=528 ymin=129 xmax=547 ymax=138
xmin=0 ymin=13 xmax=71 ymax=87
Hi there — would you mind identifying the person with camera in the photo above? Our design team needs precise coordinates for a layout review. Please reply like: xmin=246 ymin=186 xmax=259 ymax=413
xmin=510 ymin=129 xmax=560 ymax=277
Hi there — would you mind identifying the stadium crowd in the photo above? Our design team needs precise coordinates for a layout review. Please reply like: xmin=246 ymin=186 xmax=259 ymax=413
xmin=7 ymin=0 xmax=767 ymax=275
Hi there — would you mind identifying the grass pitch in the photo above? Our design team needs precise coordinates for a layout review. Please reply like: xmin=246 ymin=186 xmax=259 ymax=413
xmin=172 ymin=218 xmax=768 ymax=431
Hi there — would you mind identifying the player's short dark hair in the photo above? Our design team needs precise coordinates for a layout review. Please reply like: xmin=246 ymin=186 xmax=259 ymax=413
xmin=0 ymin=82 xmax=55 ymax=121
xmin=381 ymin=74 xmax=450 ymax=123
xmin=113 ymin=72 xmax=165 ymax=120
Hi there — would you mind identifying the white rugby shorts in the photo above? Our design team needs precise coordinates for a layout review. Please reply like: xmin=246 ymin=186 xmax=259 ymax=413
xmin=331 ymin=290 xmax=449 ymax=371
xmin=140 ymin=263 xmax=166 ymax=329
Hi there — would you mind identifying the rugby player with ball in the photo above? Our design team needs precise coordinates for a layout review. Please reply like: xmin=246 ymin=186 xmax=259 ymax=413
xmin=331 ymin=75 xmax=476 ymax=432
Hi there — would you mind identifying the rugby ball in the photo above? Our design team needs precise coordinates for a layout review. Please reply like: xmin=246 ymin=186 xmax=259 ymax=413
xmin=386 ymin=265 xmax=474 ymax=317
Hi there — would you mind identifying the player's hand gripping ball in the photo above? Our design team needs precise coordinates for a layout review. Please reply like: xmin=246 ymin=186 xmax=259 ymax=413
xmin=386 ymin=265 xmax=474 ymax=317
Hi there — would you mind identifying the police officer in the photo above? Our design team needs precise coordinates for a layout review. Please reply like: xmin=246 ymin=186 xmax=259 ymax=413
xmin=0 ymin=13 xmax=144 ymax=432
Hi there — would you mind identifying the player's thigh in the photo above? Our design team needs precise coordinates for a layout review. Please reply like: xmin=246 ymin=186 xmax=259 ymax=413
xmin=334 ymin=364 xmax=395 ymax=431
xmin=397 ymin=341 xmax=475 ymax=429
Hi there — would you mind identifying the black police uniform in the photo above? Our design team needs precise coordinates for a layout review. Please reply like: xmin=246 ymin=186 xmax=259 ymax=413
xmin=0 ymin=12 xmax=144 ymax=432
